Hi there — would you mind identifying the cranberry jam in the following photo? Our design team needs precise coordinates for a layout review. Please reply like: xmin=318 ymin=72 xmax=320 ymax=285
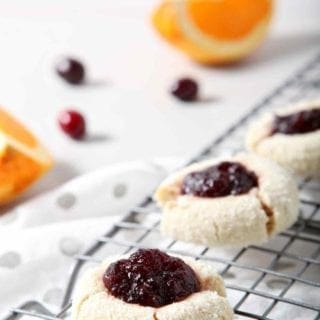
xmin=271 ymin=108 xmax=320 ymax=135
xmin=103 ymin=249 xmax=200 ymax=307
xmin=181 ymin=161 xmax=258 ymax=198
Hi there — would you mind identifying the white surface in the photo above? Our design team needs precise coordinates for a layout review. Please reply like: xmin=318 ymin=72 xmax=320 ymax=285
xmin=0 ymin=0 xmax=319 ymax=202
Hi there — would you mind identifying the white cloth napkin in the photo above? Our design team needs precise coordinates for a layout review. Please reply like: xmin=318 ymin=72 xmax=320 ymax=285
xmin=0 ymin=158 xmax=182 ymax=315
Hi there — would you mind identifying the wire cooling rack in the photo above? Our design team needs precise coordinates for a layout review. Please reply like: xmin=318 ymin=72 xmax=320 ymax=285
xmin=5 ymin=53 xmax=320 ymax=320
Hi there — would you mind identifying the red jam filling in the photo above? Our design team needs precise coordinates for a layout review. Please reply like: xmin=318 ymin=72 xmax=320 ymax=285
xmin=181 ymin=161 xmax=258 ymax=198
xmin=271 ymin=108 xmax=320 ymax=135
xmin=103 ymin=249 xmax=200 ymax=307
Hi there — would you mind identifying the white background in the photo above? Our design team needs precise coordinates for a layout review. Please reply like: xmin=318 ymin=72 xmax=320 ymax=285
xmin=0 ymin=0 xmax=319 ymax=203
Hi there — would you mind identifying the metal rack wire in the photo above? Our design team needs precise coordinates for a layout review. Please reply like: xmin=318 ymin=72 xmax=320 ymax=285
xmin=4 ymin=53 xmax=320 ymax=320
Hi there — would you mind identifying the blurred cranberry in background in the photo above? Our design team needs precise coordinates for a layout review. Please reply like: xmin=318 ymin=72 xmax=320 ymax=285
xmin=58 ymin=110 xmax=86 ymax=140
xmin=55 ymin=57 xmax=85 ymax=85
xmin=171 ymin=78 xmax=199 ymax=102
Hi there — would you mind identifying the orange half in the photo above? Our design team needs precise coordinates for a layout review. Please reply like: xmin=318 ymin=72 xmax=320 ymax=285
xmin=0 ymin=108 xmax=53 ymax=204
xmin=153 ymin=0 xmax=273 ymax=64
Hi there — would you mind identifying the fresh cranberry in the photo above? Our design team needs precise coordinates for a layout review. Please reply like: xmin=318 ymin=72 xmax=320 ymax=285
xmin=56 ymin=57 xmax=85 ymax=84
xmin=103 ymin=249 xmax=200 ymax=307
xmin=271 ymin=108 xmax=320 ymax=135
xmin=171 ymin=78 xmax=198 ymax=102
xmin=58 ymin=110 xmax=86 ymax=139
xmin=181 ymin=161 xmax=258 ymax=198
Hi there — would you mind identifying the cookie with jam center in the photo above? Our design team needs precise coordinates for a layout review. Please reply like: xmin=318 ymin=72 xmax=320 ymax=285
xmin=246 ymin=100 xmax=320 ymax=176
xmin=155 ymin=153 xmax=298 ymax=247
xmin=72 ymin=249 xmax=233 ymax=320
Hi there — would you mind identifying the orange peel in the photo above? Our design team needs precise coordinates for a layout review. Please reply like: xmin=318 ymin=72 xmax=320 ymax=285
xmin=0 ymin=108 xmax=53 ymax=204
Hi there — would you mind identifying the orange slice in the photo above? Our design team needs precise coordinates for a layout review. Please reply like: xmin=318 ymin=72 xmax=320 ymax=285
xmin=153 ymin=0 xmax=273 ymax=64
xmin=0 ymin=108 xmax=53 ymax=204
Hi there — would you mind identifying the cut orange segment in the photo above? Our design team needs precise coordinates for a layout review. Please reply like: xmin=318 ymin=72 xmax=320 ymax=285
xmin=152 ymin=0 xmax=273 ymax=64
xmin=0 ymin=108 xmax=53 ymax=204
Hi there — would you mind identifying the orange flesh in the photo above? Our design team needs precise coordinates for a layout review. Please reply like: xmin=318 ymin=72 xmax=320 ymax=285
xmin=0 ymin=148 xmax=43 ymax=203
xmin=186 ymin=0 xmax=271 ymax=40
xmin=0 ymin=108 xmax=37 ymax=148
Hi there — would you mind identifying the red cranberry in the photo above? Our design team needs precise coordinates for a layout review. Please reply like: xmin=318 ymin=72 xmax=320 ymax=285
xmin=171 ymin=78 xmax=198 ymax=102
xmin=56 ymin=57 xmax=85 ymax=85
xmin=103 ymin=249 xmax=200 ymax=307
xmin=271 ymin=108 xmax=320 ymax=135
xmin=181 ymin=161 xmax=258 ymax=198
xmin=58 ymin=110 xmax=86 ymax=140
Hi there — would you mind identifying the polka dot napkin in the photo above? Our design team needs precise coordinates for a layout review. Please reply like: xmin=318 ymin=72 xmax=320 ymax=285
xmin=0 ymin=158 xmax=181 ymax=314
